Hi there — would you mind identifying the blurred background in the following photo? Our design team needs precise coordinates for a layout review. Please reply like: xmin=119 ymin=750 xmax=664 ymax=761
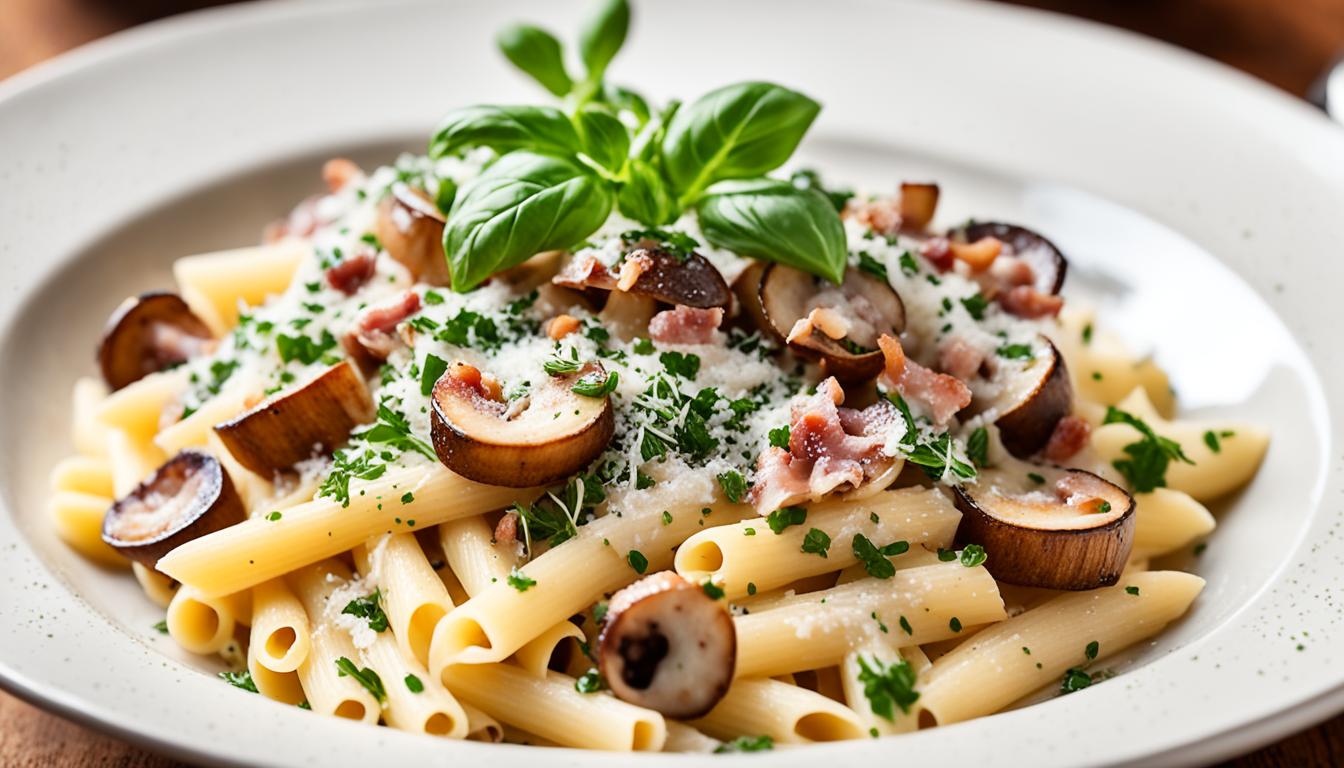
xmin=1 ymin=0 xmax=1342 ymax=766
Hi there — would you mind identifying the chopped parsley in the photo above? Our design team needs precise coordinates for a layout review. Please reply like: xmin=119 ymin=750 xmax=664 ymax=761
xmin=852 ymin=533 xmax=908 ymax=579
xmin=620 ymin=227 xmax=700 ymax=258
xmin=857 ymin=251 xmax=889 ymax=282
xmin=767 ymin=425 xmax=791 ymax=449
xmin=543 ymin=352 xmax=582 ymax=375
xmin=632 ymin=337 xmax=655 ymax=355
xmin=1060 ymin=667 xmax=1093 ymax=694
xmin=1204 ymin=430 xmax=1233 ymax=453
xmin=766 ymin=505 xmax=807 ymax=534
xmin=572 ymin=370 xmax=619 ymax=397
xmin=1027 ymin=472 xmax=1046 ymax=485
xmin=937 ymin=548 xmax=957 ymax=562
xmin=899 ymin=616 xmax=913 ymax=635
xmin=1102 ymin=407 xmax=1194 ymax=492
xmin=716 ymin=470 xmax=747 ymax=503
xmin=266 ymin=511 xmax=282 ymax=522
xmin=1086 ymin=640 xmax=1100 ymax=660
xmin=801 ymin=528 xmax=831 ymax=558
xmin=960 ymin=293 xmax=990 ymax=320
xmin=959 ymin=544 xmax=988 ymax=568
xmin=341 ymin=589 xmax=389 ymax=632
xmin=152 ymin=620 xmax=168 ymax=635
xmin=996 ymin=343 xmax=1034 ymax=360
xmin=702 ymin=581 xmax=725 ymax=600
xmin=575 ymin=668 xmax=605 ymax=693
xmin=275 ymin=330 xmax=338 ymax=365
xmin=949 ymin=617 xmax=963 ymax=632
xmin=358 ymin=403 xmax=435 ymax=460
xmin=419 ymin=353 xmax=449 ymax=396
xmin=405 ymin=674 xmax=424 ymax=693
xmin=219 ymin=669 xmax=258 ymax=693
xmin=714 ymin=735 xmax=774 ymax=753
xmin=335 ymin=657 xmax=387 ymax=705
xmin=1125 ymin=585 xmax=1140 ymax=596
xmin=898 ymin=251 xmax=919 ymax=276
xmin=507 ymin=567 xmax=537 ymax=592
xmin=659 ymin=351 xmax=700 ymax=379
xmin=318 ymin=448 xmax=387 ymax=507
xmin=626 ymin=550 xmax=648 ymax=574
xmin=856 ymin=655 xmax=920 ymax=721
xmin=966 ymin=427 xmax=989 ymax=468
xmin=401 ymin=492 xmax=415 ymax=504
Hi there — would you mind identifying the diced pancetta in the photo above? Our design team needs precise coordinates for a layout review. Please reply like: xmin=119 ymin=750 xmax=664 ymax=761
xmin=648 ymin=305 xmax=723 ymax=345
xmin=877 ymin=334 xmax=972 ymax=425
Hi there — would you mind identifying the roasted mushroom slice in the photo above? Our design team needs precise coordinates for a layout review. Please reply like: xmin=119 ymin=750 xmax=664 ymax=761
xmin=431 ymin=362 xmax=614 ymax=488
xmin=374 ymin=183 xmax=450 ymax=286
xmin=554 ymin=247 xmax=731 ymax=310
xmin=102 ymin=450 xmax=246 ymax=568
xmin=213 ymin=361 xmax=374 ymax=476
xmin=954 ymin=465 xmax=1135 ymax=590
xmin=598 ymin=572 xmax=735 ymax=718
xmin=964 ymin=335 xmax=1072 ymax=459
xmin=759 ymin=264 xmax=906 ymax=383
xmin=955 ymin=221 xmax=1067 ymax=296
xmin=98 ymin=292 xmax=214 ymax=390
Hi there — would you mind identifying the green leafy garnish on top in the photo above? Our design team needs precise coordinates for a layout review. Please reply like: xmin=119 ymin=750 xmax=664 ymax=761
xmin=1102 ymin=407 xmax=1194 ymax=493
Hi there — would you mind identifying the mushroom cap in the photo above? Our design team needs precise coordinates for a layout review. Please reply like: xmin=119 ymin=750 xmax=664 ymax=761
xmin=430 ymin=364 xmax=614 ymax=488
xmin=102 ymin=450 xmax=246 ymax=568
xmin=554 ymin=247 xmax=731 ymax=310
xmin=957 ymin=221 xmax=1067 ymax=295
xmin=97 ymin=292 xmax=212 ymax=390
xmin=991 ymin=337 xmax=1073 ymax=459
xmin=954 ymin=465 xmax=1135 ymax=590
xmin=375 ymin=184 xmax=450 ymax=287
xmin=598 ymin=572 xmax=736 ymax=719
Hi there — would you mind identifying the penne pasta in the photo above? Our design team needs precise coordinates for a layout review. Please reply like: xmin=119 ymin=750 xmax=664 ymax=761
xmin=49 ymin=454 xmax=114 ymax=498
xmin=287 ymin=560 xmax=381 ymax=723
xmin=513 ymin=620 xmax=586 ymax=677
xmin=165 ymin=585 xmax=251 ymax=655
xmin=174 ymin=241 xmax=310 ymax=336
xmin=95 ymin=368 xmax=189 ymax=444
xmin=132 ymin=561 xmax=180 ymax=608
xmin=354 ymin=533 xmax=454 ymax=667
xmin=47 ymin=489 xmax=124 ymax=568
xmin=72 ymin=376 xmax=111 ymax=457
xmin=692 ymin=677 xmax=866 ymax=744
xmin=1132 ymin=487 xmax=1216 ymax=558
xmin=364 ymin=632 xmax=469 ymax=738
xmin=249 ymin=578 xmax=311 ymax=673
xmin=437 ymin=515 xmax=517 ymax=597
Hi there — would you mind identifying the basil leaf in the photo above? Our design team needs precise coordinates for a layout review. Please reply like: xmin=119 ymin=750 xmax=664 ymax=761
xmin=602 ymin=83 xmax=650 ymax=124
xmin=697 ymin=178 xmax=847 ymax=284
xmin=630 ymin=100 xmax=678 ymax=163
xmin=444 ymin=152 xmax=613 ymax=291
xmin=575 ymin=106 xmax=630 ymax=174
xmin=578 ymin=0 xmax=629 ymax=81
xmin=496 ymin=24 xmax=573 ymax=97
xmin=429 ymin=105 xmax=579 ymax=160
xmin=617 ymin=158 xmax=675 ymax=225
xmin=662 ymin=82 xmax=820 ymax=203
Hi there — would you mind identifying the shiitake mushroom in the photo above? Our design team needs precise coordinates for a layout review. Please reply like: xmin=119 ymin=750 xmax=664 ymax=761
xmin=554 ymin=247 xmax=731 ymax=311
xmin=756 ymin=264 xmax=906 ymax=384
xmin=953 ymin=222 xmax=1067 ymax=296
xmin=965 ymin=335 xmax=1072 ymax=459
xmin=597 ymin=572 xmax=736 ymax=718
xmin=430 ymin=362 xmax=614 ymax=488
xmin=213 ymin=361 xmax=375 ymax=476
xmin=954 ymin=464 xmax=1135 ymax=590
xmin=97 ymin=292 xmax=213 ymax=390
xmin=375 ymin=183 xmax=450 ymax=286
xmin=102 ymin=450 xmax=246 ymax=568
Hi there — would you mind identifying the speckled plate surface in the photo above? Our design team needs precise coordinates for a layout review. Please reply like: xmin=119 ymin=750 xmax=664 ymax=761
xmin=1 ymin=0 xmax=1343 ymax=765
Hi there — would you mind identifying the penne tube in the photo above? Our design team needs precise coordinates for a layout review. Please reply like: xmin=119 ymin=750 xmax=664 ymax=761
xmin=734 ymin=563 xmax=1005 ymax=678
xmin=207 ymin=430 xmax=273 ymax=515
xmin=249 ymin=578 xmax=311 ymax=673
xmin=355 ymin=533 xmax=454 ymax=667
xmin=105 ymin=428 xmax=166 ymax=498
xmin=364 ymin=633 xmax=469 ymax=738
xmin=463 ymin=703 xmax=503 ymax=743
xmin=72 ymin=376 xmax=111 ymax=457
xmin=174 ymin=240 xmax=309 ymax=336
xmin=249 ymin=645 xmax=306 ymax=705
xmin=157 ymin=465 xmax=538 ymax=597
xmin=47 ymin=490 xmax=124 ymax=568
xmin=662 ymin=721 xmax=722 ymax=753
xmin=430 ymin=501 xmax=750 ymax=671
xmin=49 ymin=454 xmax=114 ymax=498
xmin=438 ymin=515 xmax=517 ymax=597
xmin=676 ymin=487 xmax=961 ymax=599
xmin=132 ymin=562 xmax=180 ymax=608
xmin=441 ymin=664 xmax=665 ymax=751
xmin=840 ymin=644 xmax=926 ymax=736
xmin=514 ymin=620 xmax=586 ymax=677
xmin=1132 ymin=488 xmax=1216 ymax=558
xmin=94 ymin=368 xmax=189 ymax=444
xmin=165 ymin=585 xmax=251 ymax=655
xmin=287 ymin=560 xmax=380 ymax=723
xmin=919 ymin=571 xmax=1205 ymax=725
xmin=692 ymin=677 xmax=865 ymax=744
xmin=154 ymin=373 xmax=260 ymax=455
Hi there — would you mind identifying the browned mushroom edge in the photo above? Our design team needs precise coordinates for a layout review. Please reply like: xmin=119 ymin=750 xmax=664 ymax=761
xmin=375 ymin=183 xmax=450 ymax=287
xmin=953 ymin=221 xmax=1067 ymax=296
xmin=554 ymin=246 xmax=731 ymax=310
xmin=974 ymin=335 xmax=1072 ymax=459
xmin=213 ymin=361 xmax=375 ymax=476
xmin=102 ymin=450 xmax=246 ymax=568
xmin=97 ymin=292 xmax=214 ymax=391
xmin=756 ymin=264 xmax=906 ymax=384
xmin=899 ymin=182 xmax=940 ymax=231
xmin=430 ymin=361 xmax=614 ymax=488
xmin=597 ymin=572 xmax=736 ymax=718
xmin=954 ymin=464 xmax=1135 ymax=590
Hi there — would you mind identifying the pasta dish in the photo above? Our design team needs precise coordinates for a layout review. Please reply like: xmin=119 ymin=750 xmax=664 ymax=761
xmin=46 ymin=0 xmax=1269 ymax=752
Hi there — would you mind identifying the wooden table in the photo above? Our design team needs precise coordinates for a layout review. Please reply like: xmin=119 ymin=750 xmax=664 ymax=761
xmin=2 ymin=0 xmax=1342 ymax=765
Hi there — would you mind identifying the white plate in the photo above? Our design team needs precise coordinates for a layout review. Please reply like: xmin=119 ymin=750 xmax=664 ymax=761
xmin=2 ymin=0 xmax=1343 ymax=765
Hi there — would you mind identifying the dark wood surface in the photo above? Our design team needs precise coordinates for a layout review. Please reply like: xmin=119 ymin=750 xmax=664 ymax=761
xmin=2 ymin=0 xmax=1342 ymax=765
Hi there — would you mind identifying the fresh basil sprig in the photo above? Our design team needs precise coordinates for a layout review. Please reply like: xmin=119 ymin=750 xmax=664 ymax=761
xmin=431 ymin=0 xmax=847 ymax=291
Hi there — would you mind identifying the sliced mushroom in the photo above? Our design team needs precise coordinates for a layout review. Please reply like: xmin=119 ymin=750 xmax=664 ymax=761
xmin=102 ymin=450 xmax=246 ymax=568
xmin=554 ymin=247 xmax=731 ymax=310
xmin=97 ymin=292 xmax=213 ymax=390
xmin=954 ymin=222 xmax=1067 ymax=296
xmin=598 ymin=572 xmax=735 ymax=718
xmin=213 ymin=361 xmax=374 ymax=476
xmin=899 ymin=182 xmax=940 ymax=231
xmin=431 ymin=362 xmax=613 ymax=487
xmin=964 ymin=335 xmax=1072 ymax=459
xmin=375 ymin=183 xmax=450 ymax=286
xmin=954 ymin=464 xmax=1135 ymax=590
xmin=758 ymin=264 xmax=906 ymax=383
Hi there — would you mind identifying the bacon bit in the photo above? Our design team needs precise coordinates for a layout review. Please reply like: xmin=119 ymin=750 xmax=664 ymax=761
xmin=949 ymin=237 xmax=1002 ymax=272
xmin=546 ymin=314 xmax=582 ymax=340
xmin=648 ymin=305 xmax=723 ymax=345
xmin=325 ymin=251 xmax=376 ymax=295
xmin=748 ymin=378 xmax=890 ymax=514
xmin=344 ymin=290 xmax=421 ymax=367
xmin=322 ymin=158 xmax=362 ymax=192
xmin=439 ymin=361 xmax=507 ymax=417
xmin=1043 ymin=415 xmax=1091 ymax=462
xmin=990 ymin=254 xmax=1036 ymax=289
xmin=877 ymin=334 xmax=972 ymax=425
xmin=553 ymin=253 xmax=617 ymax=291
xmin=787 ymin=307 xmax=850 ymax=345
xmin=494 ymin=510 xmax=519 ymax=545
xmin=920 ymin=237 xmax=955 ymax=272
xmin=937 ymin=336 xmax=986 ymax=382
xmin=998 ymin=286 xmax=1064 ymax=319
xmin=616 ymin=253 xmax=653 ymax=292
xmin=899 ymin=182 xmax=940 ymax=230
xmin=843 ymin=196 xmax=902 ymax=237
